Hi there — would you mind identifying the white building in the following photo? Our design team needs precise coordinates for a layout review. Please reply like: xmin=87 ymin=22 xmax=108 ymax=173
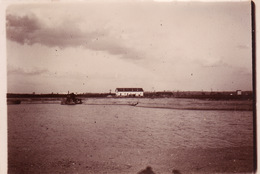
xmin=236 ymin=90 xmax=242 ymax=95
xmin=115 ymin=88 xmax=144 ymax=97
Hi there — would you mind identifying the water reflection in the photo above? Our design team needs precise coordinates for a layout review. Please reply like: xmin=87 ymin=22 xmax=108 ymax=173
xmin=172 ymin=169 xmax=182 ymax=174
xmin=137 ymin=166 xmax=181 ymax=174
xmin=137 ymin=166 xmax=156 ymax=174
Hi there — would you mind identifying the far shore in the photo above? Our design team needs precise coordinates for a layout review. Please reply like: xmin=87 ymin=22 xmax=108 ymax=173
xmin=7 ymin=90 xmax=253 ymax=101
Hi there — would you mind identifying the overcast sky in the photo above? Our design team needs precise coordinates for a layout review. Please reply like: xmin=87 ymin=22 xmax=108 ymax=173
xmin=6 ymin=1 xmax=252 ymax=93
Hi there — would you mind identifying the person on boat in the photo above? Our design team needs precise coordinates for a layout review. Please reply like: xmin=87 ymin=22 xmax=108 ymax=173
xmin=70 ymin=93 xmax=76 ymax=102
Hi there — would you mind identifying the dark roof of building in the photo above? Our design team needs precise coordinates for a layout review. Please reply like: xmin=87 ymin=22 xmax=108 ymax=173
xmin=116 ymin=88 xmax=144 ymax=92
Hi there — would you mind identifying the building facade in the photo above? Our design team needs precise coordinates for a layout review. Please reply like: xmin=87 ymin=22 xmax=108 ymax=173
xmin=115 ymin=88 xmax=144 ymax=97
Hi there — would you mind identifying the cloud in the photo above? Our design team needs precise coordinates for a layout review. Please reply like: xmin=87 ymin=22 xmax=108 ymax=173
xmin=6 ymin=14 xmax=142 ymax=60
xmin=237 ymin=44 xmax=250 ymax=50
xmin=6 ymin=14 xmax=41 ymax=44
xmin=202 ymin=60 xmax=228 ymax=68
xmin=6 ymin=14 xmax=103 ymax=47
xmin=8 ymin=65 xmax=48 ymax=76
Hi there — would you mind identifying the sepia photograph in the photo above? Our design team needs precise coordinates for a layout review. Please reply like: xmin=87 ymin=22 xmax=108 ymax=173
xmin=4 ymin=0 xmax=255 ymax=173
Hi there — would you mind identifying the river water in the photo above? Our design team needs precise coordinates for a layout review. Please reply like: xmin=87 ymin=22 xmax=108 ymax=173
xmin=8 ymin=98 xmax=254 ymax=174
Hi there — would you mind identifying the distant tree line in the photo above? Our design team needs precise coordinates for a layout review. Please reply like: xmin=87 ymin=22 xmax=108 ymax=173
xmin=144 ymin=91 xmax=253 ymax=100
xmin=7 ymin=93 xmax=114 ymax=98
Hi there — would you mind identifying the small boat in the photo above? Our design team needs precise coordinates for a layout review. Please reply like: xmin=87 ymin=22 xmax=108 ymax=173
xmin=130 ymin=102 xmax=138 ymax=106
xmin=61 ymin=99 xmax=76 ymax=105
xmin=7 ymin=99 xmax=21 ymax=105
xmin=61 ymin=93 xmax=82 ymax=105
